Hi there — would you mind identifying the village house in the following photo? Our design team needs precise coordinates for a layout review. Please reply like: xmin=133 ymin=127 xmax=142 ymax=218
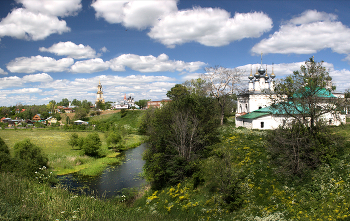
xmin=147 ymin=99 xmax=172 ymax=109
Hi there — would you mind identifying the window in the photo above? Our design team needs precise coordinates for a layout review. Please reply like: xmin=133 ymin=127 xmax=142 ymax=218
xmin=261 ymin=122 xmax=264 ymax=128
xmin=245 ymin=104 xmax=248 ymax=112
xmin=259 ymin=106 xmax=262 ymax=109
xmin=239 ymin=105 xmax=242 ymax=113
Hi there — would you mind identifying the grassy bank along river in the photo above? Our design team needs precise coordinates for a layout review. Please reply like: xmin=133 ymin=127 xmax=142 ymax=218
xmin=0 ymin=129 xmax=147 ymax=176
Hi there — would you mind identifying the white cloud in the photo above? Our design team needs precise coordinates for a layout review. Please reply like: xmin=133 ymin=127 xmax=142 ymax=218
xmin=39 ymin=41 xmax=97 ymax=59
xmin=0 ymin=68 xmax=8 ymax=75
xmin=252 ymin=10 xmax=350 ymax=62
xmin=16 ymin=0 xmax=82 ymax=17
xmin=109 ymin=53 xmax=206 ymax=72
xmin=71 ymin=58 xmax=110 ymax=73
xmin=100 ymin=46 xmax=108 ymax=53
xmin=7 ymin=55 xmax=74 ymax=73
xmin=0 ymin=76 xmax=22 ymax=89
xmin=149 ymin=8 xmax=272 ymax=48
xmin=22 ymin=73 xmax=53 ymax=82
xmin=0 ymin=8 xmax=70 ymax=41
xmin=92 ymin=1 xmax=271 ymax=47
xmin=289 ymin=10 xmax=337 ymax=25
xmin=91 ymin=0 xmax=178 ymax=29
xmin=5 ymin=88 xmax=42 ymax=94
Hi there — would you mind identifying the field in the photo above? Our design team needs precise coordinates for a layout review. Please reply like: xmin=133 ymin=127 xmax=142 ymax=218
xmin=0 ymin=129 xmax=146 ymax=176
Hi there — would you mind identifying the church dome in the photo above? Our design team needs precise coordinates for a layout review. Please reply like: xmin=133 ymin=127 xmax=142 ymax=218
xmin=258 ymin=66 xmax=265 ymax=75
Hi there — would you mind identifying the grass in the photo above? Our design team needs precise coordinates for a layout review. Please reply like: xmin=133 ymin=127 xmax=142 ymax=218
xmin=3 ymin=122 xmax=350 ymax=220
xmin=0 ymin=129 xmax=147 ymax=176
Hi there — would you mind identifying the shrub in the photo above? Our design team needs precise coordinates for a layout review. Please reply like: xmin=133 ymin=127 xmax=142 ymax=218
xmin=82 ymin=133 xmax=101 ymax=157
xmin=68 ymin=133 xmax=79 ymax=149
xmin=106 ymin=131 xmax=122 ymax=149
xmin=13 ymin=139 xmax=48 ymax=178
xmin=0 ymin=137 xmax=13 ymax=172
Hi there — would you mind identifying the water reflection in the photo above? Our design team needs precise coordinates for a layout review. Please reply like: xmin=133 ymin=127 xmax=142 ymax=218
xmin=58 ymin=143 xmax=147 ymax=198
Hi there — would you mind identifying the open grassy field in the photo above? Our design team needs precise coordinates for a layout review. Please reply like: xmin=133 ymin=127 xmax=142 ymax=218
xmin=0 ymin=129 xmax=147 ymax=176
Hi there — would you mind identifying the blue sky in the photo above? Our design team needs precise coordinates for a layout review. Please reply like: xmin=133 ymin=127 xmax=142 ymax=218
xmin=1 ymin=0 xmax=350 ymax=106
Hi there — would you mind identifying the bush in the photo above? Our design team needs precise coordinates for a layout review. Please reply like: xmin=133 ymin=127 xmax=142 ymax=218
xmin=106 ymin=131 xmax=122 ymax=149
xmin=0 ymin=137 xmax=13 ymax=172
xmin=68 ymin=133 xmax=79 ymax=149
xmin=13 ymin=139 xmax=48 ymax=178
xmin=82 ymin=133 xmax=101 ymax=157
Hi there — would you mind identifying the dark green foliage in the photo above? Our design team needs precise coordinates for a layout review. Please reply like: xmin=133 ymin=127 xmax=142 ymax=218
xmin=74 ymin=108 xmax=88 ymax=120
xmin=82 ymin=133 xmax=101 ymax=157
xmin=106 ymin=131 xmax=122 ymax=149
xmin=13 ymin=139 xmax=48 ymax=178
xmin=135 ymin=99 xmax=150 ymax=109
xmin=202 ymin=146 xmax=243 ymax=211
xmin=166 ymin=84 xmax=190 ymax=100
xmin=120 ymin=109 xmax=127 ymax=118
xmin=267 ymin=122 xmax=345 ymax=177
xmin=68 ymin=133 xmax=79 ymax=149
xmin=0 ymin=137 xmax=13 ymax=172
xmin=142 ymin=85 xmax=220 ymax=190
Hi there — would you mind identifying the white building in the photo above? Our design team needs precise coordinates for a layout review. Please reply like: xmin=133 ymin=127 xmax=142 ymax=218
xmin=235 ymin=62 xmax=346 ymax=129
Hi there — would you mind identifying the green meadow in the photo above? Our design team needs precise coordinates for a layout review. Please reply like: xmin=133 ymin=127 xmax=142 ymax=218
xmin=0 ymin=110 xmax=147 ymax=176
xmin=2 ymin=113 xmax=350 ymax=220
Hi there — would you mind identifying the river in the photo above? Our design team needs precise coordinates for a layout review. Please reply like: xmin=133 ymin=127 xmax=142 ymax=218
xmin=58 ymin=143 xmax=147 ymax=199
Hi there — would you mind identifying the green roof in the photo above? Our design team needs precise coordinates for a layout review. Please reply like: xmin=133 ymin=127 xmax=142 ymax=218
xmin=237 ymin=112 xmax=269 ymax=119
xmin=293 ymin=87 xmax=336 ymax=98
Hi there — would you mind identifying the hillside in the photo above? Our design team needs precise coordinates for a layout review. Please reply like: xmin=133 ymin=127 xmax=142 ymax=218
xmin=2 ymin=120 xmax=350 ymax=220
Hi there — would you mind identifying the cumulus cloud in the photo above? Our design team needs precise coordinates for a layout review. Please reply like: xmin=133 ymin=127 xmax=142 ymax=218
xmin=109 ymin=53 xmax=206 ymax=72
xmin=5 ymin=88 xmax=42 ymax=94
xmin=39 ymin=41 xmax=97 ymax=59
xmin=0 ymin=73 xmax=53 ymax=90
xmin=22 ymin=73 xmax=53 ymax=82
xmin=0 ymin=76 xmax=22 ymax=89
xmin=16 ymin=0 xmax=82 ymax=17
xmin=71 ymin=58 xmax=110 ymax=73
xmin=7 ymin=55 xmax=74 ymax=73
xmin=91 ymin=1 xmax=272 ymax=47
xmin=149 ymin=8 xmax=272 ymax=48
xmin=91 ymin=0 xmax=178 ymax=29
xmin=0 ymin=0 xmax=81 ymax=41
xmin=0 ymin=68 xmax=8 ymax=75
xmin=0 ymin=8 xmax=70 ymax=40
xmin=252 ymin=10 xmax=350 ymax=62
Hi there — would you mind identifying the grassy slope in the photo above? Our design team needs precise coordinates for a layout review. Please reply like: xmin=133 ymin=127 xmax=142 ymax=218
xmin=0 ymin=110 xmax=147 ymax=176
xmin=3 ymin=117 xmax=350 ymax=220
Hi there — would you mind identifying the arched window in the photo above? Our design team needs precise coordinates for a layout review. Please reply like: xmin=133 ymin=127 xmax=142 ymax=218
xmin=245 ymin=104 xmax=248 ymax=112
xmin=261 ymin=122 xmax=264 ymax=128
xmin=240 ymin=104 xmax=242 ymax=113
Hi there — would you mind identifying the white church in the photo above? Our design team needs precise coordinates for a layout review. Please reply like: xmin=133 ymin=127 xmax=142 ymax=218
xmin=235 ymin=61 xmax=346 ymax=130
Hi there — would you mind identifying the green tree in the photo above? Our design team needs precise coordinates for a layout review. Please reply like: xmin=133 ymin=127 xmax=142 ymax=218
xmin=68 ymin=133 xmax=79 ymax=149
xmin=74 ymin=108 xmax=88 ymax=120
xmin=13 ymin=139 xmax=48 ymax=177
xmin=82 ymin=133 xmax=101 ymax=157
xmin=135 ymin=99 xmax=150 ymax=109
xmin=58 ymin=98 xmax=70 ymax=107
xmin=268 ymin=57 xmax=346 ymax=176
xmin=96 ymin=101 xmax=106 ymax=110
xmin=71 ymin=99 xmax=81 ymax=107
xmin=272 ymin=57 xmax=342 ymax=133
xmin=166 ymin=84 xmax=190 ymax=100
xmin=106 ymin=132 xmax=122 ymax=149
xmin=143 ymin=84 xmax=220 ymax=189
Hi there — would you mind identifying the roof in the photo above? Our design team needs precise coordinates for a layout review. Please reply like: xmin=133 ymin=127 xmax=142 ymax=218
xmin=293 ymin=87 xmax=336 ymax=98
xmin=238 ymin=112 xmax=270 ymax=119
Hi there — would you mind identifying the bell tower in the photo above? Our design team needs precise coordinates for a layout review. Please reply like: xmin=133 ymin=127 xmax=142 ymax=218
xmin=96 ymin=79 xmax=105 ymax=104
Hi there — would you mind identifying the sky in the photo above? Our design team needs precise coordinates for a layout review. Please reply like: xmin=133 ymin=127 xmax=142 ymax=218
xmin=1 ymin=0 xmax=350 ymax=106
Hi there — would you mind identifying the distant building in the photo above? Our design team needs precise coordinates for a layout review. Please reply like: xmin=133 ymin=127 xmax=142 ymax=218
xmin=96 ymin=80 xmax=105 ymax=104
xmin=113 ymin=94 xmax=139 ymax=109
xmin=147 ymin=99 xmax=171 ymax=109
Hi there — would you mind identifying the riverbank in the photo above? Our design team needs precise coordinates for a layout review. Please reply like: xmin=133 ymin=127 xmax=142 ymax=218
xmin=0 ymin=129 xmax=147 ymax=176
